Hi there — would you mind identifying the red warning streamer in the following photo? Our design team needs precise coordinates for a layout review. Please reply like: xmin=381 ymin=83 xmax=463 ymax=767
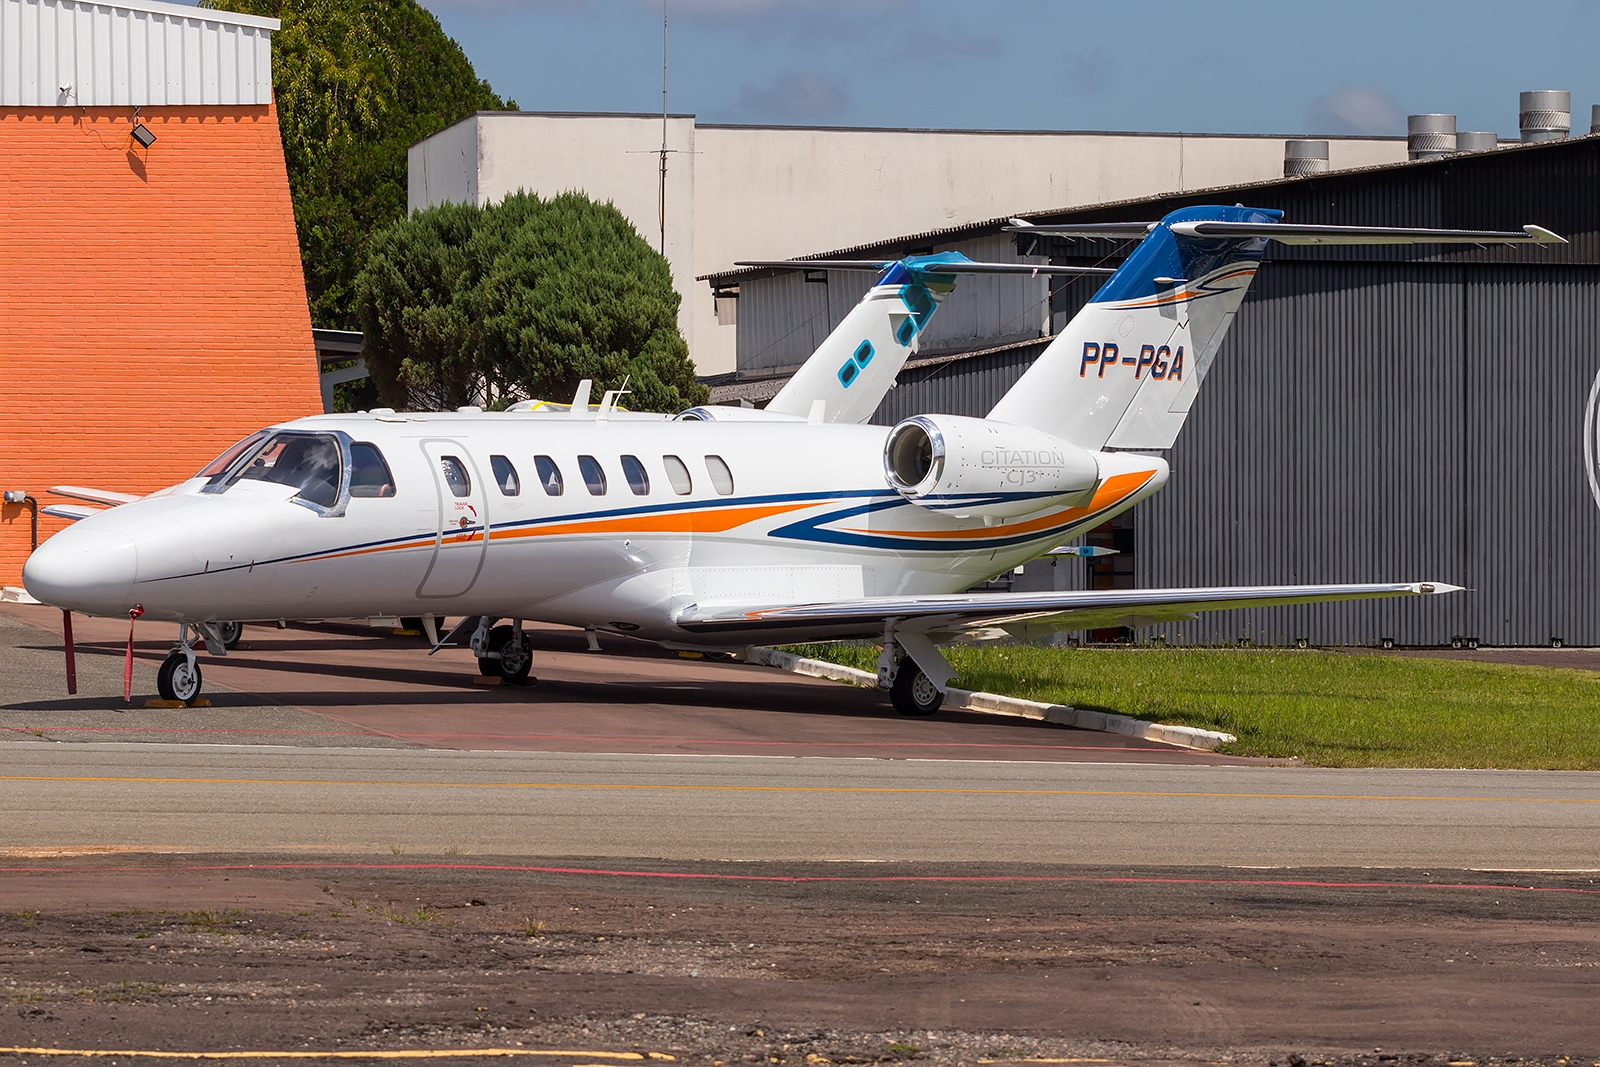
xmin=123 ymin=604 xmax=144 ymax=703
xmin=62 ymin=610 xmax=77 ymax=696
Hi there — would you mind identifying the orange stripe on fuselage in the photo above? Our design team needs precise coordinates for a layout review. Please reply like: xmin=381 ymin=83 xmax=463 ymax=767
xmin=844 ymin=470 xmax=1157 ymax=540
xmin=488 ymin=500 xmax=820 ymax=542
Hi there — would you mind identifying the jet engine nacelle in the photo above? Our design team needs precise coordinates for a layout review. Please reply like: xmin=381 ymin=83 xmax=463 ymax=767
xmin=882 ymin=414 xmax=1102 ymax=520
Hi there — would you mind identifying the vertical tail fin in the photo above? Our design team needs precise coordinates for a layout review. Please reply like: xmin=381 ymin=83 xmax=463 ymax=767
xmin=764 ymin=256 xmax=959 ymax=424
xmin=988 ymin=205 xmax=1279 ymax=449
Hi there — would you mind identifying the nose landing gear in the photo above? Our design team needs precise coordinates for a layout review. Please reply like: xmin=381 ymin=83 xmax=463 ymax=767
xmin=157 ymin=624 xmax=204 ymax=703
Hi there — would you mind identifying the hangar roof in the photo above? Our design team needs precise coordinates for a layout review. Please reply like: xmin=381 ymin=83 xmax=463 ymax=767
xmin=702 ymin=133 xmax=1600 ymax=285
xmin=0 ymin=0 xmax=278 ymax=108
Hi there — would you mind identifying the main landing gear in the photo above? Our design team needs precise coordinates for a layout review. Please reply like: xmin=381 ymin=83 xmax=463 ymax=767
xmin=876 ymin=627 xmax=954 ymax=717
xmin=890 ymin=661 xmax=944 ymax=717
xmin=469 ymin=617 xmax=536 ymax=685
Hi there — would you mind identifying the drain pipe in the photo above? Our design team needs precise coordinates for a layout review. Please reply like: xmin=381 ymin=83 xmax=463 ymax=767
xmin=4 ymin=490 xmax=38 ymax=551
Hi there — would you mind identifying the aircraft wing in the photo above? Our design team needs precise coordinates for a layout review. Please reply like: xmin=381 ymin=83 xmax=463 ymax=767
xmin=39 ymin=504 xmax=105 ymax=522
xmin=674 ymin=581 xmax=1459 ymax=640
xmin=50 ymin=485 xmax=142 ymax=506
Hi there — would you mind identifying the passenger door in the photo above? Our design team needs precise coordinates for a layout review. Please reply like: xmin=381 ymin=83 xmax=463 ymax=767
xmin=417 ymin=440 xmax=488 ymax=599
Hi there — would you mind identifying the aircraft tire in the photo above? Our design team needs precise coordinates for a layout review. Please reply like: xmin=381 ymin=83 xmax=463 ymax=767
xmin=157 ymin=653 xmax=202 ymax=703
xmin=216 ymin=621 xmax=244 ymax=649
xmin=890 ymin=662 xmax=943 ymax=717
xmin=480 ymin=625 xmax=534 ymax=685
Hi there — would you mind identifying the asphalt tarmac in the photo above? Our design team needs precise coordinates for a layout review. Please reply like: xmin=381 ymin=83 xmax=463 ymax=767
xmin=5 ymin=742 xmax=1600 ymax=869
xmin=4 ymin=602 xmax=1599 ymax=1062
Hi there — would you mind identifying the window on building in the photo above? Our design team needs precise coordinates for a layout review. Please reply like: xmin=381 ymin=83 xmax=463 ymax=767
xmin=491 ymin=455 xmax=520 ymax=496
xmin=620 ymin=455 xmax=650 ymax=495
xmin=662 ymin=455 xmax=692 ymax=495
xmin=704 ymin=455 xmax=735 ymax=496
xmin=578 ymin=455 xmax=607 ymax=495
xmin=349 ymin=442 xmax=396 ymax=498
xmin=438 ymin=456 xmax=471 ymax=497
xmin=534 ymin=455 xmax=564 ymax=496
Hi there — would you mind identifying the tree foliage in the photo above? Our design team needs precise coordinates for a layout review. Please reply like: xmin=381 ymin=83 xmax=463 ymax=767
xmin=203 ymin=0 xmax=514 ymax=328
xmin=356 ymin=191 xmax=708 ymax=413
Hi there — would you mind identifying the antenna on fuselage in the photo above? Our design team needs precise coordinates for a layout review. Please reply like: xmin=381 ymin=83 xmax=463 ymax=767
xmin=568 ymin=379 xmax=593 ymax=419
xmin=596 ymin=375 xmax=632 ymax=423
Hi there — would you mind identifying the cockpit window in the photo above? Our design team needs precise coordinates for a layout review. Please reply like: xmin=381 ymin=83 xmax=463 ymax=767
xmin=232 ymin=433 xmax=343 ymax=508
xmin=198 ymin=431 xmax=269 ymax=480
xmin=349 ymin=443 xmax=395 ymax=498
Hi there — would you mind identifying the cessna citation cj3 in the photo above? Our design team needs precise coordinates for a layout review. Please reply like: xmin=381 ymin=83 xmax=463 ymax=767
xmin=23 ymin=206 xmax=1566 ymax=712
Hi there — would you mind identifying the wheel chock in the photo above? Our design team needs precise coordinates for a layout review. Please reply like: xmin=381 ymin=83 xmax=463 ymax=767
xmin=144 ymin=699 xmax=187 ymax=709
xmin=187 ymin=698 xmax=211 ymax=708
xmin=472 ymin=675 xmax=502 ymax=685
xmin=392 ymin=628 xmax=422 ymax=637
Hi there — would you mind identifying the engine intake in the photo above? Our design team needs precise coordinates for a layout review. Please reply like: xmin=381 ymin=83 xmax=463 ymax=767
xmin=883 ymin=414 xmax=1101 ymax=520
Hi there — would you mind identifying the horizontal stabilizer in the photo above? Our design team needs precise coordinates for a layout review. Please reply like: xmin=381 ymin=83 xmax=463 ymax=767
xmin=50 ymin=485 xmax=141 ymax=506
xmin=1168 ymin=221 xmax=1567 ymax=245
xmin=735 ymin=259 xmax=1114 ymax=276
xmin=40 ymin=504 xmax=104 ymax=522
xmin=677 ymin=581 xmax=1461 ymax=639
xmin=1004 ymin=221 xmax=1156 ymax=239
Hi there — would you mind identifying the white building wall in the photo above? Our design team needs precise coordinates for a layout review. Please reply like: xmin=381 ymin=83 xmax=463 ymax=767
xmin=0 ymin=0 xmax=276 ymax=107
xmin=409 ymin=114 xmax=1408 ymax=377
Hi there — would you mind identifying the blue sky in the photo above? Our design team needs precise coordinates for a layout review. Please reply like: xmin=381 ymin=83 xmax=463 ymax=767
xmin=413 ymin=0 xmax=1600 ymax=138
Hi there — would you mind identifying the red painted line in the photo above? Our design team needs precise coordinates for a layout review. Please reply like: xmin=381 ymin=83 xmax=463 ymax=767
xmin=0 ymin=861 xmax=1594 ymax=895
xmin=3 ymin=725 xmax=1152 ymax=752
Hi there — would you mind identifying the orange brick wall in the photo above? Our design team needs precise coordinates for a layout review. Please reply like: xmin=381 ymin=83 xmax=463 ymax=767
xmin=0 ymin=104 xmax=322 ymax=586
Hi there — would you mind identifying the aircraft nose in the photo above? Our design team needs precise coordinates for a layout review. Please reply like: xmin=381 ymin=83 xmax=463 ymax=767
xmin=22 ymin=528 xmax=140 ymax=612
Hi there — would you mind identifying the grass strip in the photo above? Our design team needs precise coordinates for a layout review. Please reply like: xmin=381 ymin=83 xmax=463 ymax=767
xmin=780 ymin=642 xmax=1600 ymax=769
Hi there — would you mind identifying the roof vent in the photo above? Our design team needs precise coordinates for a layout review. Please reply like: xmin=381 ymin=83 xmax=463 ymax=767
xmin=1455 ymin=131 xmax=1499 ymax=152
xmin=1407 ymin=114 xmax=1456 ymax=159
xmin=1520 ymin=90 xmax=1570 ymax=142
xmin=1592 ymin=104 xmax=1600 ymax=134
xmin=1284 ymin=139 xmax=1329 ymax=177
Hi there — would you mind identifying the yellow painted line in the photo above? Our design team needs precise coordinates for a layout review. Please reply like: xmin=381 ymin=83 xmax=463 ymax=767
xmin=0 ymin=775 xmax=1595 ymax=805
xmin=0 ymin=1050 xmax=650 ymax=1060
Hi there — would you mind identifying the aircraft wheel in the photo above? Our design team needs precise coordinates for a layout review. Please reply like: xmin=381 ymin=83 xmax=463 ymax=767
xmin=157 ymin=653 xmax=203 ymax=703
xmin=216 ymin=621 xmax=244 ymax=649
xmin=480 ymin=625 xmax=534 ymax=685
xmin=890 ymin=661 xmax=943 ymax=717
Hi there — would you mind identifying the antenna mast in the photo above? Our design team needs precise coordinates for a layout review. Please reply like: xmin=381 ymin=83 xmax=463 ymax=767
xmin=658 ymin=0 xmax=668 ymax=254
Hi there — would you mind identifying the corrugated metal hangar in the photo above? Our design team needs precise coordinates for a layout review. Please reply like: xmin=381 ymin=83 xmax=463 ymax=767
xmin=707 ymin=134 xmax=1600 ymax=648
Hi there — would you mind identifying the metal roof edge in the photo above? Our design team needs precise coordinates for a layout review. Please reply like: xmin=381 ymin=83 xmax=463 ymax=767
xmin=695 ymin=123 xmax=1407 ymax=141
xmin=702 ymin=134 xmax=1599 ymax=284
xmin=144 ymin=1 xmax=278 ymax=31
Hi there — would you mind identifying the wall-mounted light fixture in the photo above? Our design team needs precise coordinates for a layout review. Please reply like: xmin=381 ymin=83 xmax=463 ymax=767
xmin=130 ymin=105 xmax=155 ymax=149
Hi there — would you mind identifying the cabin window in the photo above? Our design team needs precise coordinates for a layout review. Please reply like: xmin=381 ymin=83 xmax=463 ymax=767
xmin=198 ymin=430 xmax=268 ymax=480
xmin=349 ymin=443 xmax=396 ymax=498
xmin=663 ymin=455 xmax=692 ymax=495
xmin=534 ymin=455 xmax=564 ymax=496
xmin=234 ymin=433 xmax=343 ymax=508
xmin=439 ymin=456 xmax=471 ymax=497
xmin=704 ymin=454 xmax=735 ymax=496
xmin=491 ymin=455 xmax=520 ymax=496
xmin=620 ymin=455 xmax=650 ymax=495
xmin=578 ymin=455 xmax=607 ymax=495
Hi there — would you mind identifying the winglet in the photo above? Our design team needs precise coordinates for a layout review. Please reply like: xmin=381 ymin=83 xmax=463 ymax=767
xmin=1524 ymin=225 xmax=1568 ymax=244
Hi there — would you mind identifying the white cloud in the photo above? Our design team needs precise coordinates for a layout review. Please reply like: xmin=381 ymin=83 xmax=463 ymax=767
xmin=736 ymin=70 xmax=850 ymax=123
xmin=1306 ymin=84 xmax=1404 ymax=136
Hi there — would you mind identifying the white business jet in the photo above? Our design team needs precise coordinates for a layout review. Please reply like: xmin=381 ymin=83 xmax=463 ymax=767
xmin=23 ymin=206 xmax=1564 ymax=713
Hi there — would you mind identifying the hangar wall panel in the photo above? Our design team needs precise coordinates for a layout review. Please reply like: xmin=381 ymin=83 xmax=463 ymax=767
xmin=0 ymin=0 xmax=276 ymax=107
xmin=0 ymin=104 xmax=321 ymax=585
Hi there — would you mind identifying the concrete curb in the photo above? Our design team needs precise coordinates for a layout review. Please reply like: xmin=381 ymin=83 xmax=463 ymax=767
xmin=744 ymin=646 xmax=1237 ymax=752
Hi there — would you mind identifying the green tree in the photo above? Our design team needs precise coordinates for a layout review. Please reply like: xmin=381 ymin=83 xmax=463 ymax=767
xmin=203 ymin=0 xmax=515 ymax=329
xmin=357 ymin=191 xmax=708 ymax=413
